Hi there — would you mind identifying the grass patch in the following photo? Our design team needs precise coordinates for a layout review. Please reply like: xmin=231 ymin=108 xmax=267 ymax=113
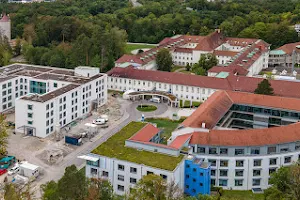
xmin=92 ymin=122 xmax=184 ymax=171
xmin=136 ymin=105 xmax=157 ymax=112
xmin=221 ymin=190 xmax=264 ymax=200
xmin=144 ymin=118 xmax=184 ymax=144
xmin=179 ymin=100 xmax=201 ymax=108
xmin=171 ymin=65 xmax=185 ymax=72
xmin=125 ymin=43 xmax=156 ymax=54
xmin=79 ymin=166 xmax=85 ymax=175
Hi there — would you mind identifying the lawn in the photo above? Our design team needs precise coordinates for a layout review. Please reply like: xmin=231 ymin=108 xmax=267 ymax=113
xmin=171 ymin=65 xmax=185 ymax=72
xmin=220 ymin=190 xmax=264 ymax=200
xmin=136 ymin=105 xmax=157 ymax=112
xmin=92 ymin=122 xmax=184 ymax=171
xmin=144 ymin=118 xmax=184 ymax=144
xmin=125 ymin=43 xmax=156 ymax=54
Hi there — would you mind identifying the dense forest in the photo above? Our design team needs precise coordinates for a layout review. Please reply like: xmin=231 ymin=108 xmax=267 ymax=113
xmin=0 ymin=0 xmax=300 ymax=70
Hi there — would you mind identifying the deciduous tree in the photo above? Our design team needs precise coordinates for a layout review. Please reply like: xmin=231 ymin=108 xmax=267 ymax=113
xmin=254 ymin=79 xmax=274 ymax=95
xmin=156 ymin=48 xmax=173 ymax=72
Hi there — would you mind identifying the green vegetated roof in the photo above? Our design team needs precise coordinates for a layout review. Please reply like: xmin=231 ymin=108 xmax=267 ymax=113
xmin=92 ymin=121 xmax=184 ymax=171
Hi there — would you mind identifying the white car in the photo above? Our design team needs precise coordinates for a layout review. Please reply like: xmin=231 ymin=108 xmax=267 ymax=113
xmin=8 ymin=166 xmax=20 ymax=176
xmin=92 ymin=118 xmax=106 ymax=125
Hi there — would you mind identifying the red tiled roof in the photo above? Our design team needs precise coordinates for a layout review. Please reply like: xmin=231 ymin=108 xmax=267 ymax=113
xmin=182 ymin=91 xmax=233 ymax=129
xmin=183 ymin=35 xmax=205 ymax=43
xmin=107 ymin=67 xmax=300 ymax=99
xmin=208 ymin=66 xmax=248 ymax=76
xmin=128 ymin=124 xmax=160 ymax=142
xmin=190 ymin=122 xmax=300 ymax=146
xmin=169 ymin=134 xmax=192 ymax=149
xmin=277 ymin=42 xmax=300 ymax=55
xmin=225 ymin=37 xmax=257 ymax=47
xmin=174 ymin=48 xmax=193 ymax=53
xmin=115 ymin=54 xmax=143 ymax=64
xmin=213 ymin=50 xmax=238 ymax=57
xmin=194 ymin=31 xmax=225 ymax=51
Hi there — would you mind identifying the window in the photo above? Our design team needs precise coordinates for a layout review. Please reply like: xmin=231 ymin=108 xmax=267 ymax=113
xmin=209 ymin=159 xmax=216 ymax=167
xmin=117 ymin=185 xmax=124 ymax=192
xmin=118 ymin=164 xmax=124 ymax=171
xmin=200 ymin=182 xmax=203 ymax=186
xmin=186 ymin=164 xmax=190 ymax=168
xmin=235 ymin=149 xmax=244 ymax=155
xmin=209 ymin=148 xmax=217 ymax=154
xmin=220 ymin=148 xmax=228 ymax=155
xmin=147 ymin=171 xmax=153 ymax=175
xmin=118 ymin=175 xmax=124 ymax=181
xmin=211 ymin=179 xmax=216 ymax=186
xmin=198 ymin=147 xmax=206 ymax=154
xmin=220 ymin=160 xmax=228 ymax=167
xmin=219 ymin=179 xmax=228 ymax=186
xmin=193 ymin=168 xmax=196 ymax=172
xmin=252 ymin=179 xmax=261 ymax=186
xmin=185 ymin=185 xmax=189 ymax=189
xmin=130 ymin=167 xmax=137 ymax=174
xmin=219 ymin=170 xmax=228 ymax=177
xmin=251 ymin=148 xmax=260 ymax=155
xmin=269 ymin=158 xmax=277 ymax=165
xmin=284 ymin=156 xmax=292 ymax=163
xmin=235 ymin=170 xmax=243 ymax=177
xmin=268 ymin=146 xmax=276 ymax=154
xmin=91 ymin=168 xmax=97 ymax=175
xmin=28 ymin=121 xmax=33 ymax=125
xmin=27 ymin=105 xmax=33 ymax=110
xmin=235 ymin=179 xmax=243 ymax=186
xmin=130 ymin=178 xmax=137 ymax=184
xmin=269 ymin=168 xmax=277 ymax=175
xmin=102 ymin=171 xmax=109 ymax=177
xmin=236 ymin=160 xmax=244 ymax=167
xmin=254 ymin=160 xmax=262 ymax=167
xmin=253 ymin=170 xmax=261 ymax=176
xmin=27 ymin=113 xmax=33 ymax=118
xmin=211 ymin=169 xmax=216 ymax=176
xmin=160 ymin=174 xmax=167 ymax=180
xmin=280 ymin=148 xmax=289 ymax=153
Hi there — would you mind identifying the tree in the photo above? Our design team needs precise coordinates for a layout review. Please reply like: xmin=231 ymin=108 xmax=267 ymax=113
xmin=192 ymin=54 xmax=218 ymax=75
xmin=186 ymin=63 xmax=191 ymax=71
xmin=85 ymin=178 xmax=114 ymax=200
xmin=254 ymin=79 xmax=274 ymax=95
xmin=264 ymin=163 xmax=300 ymax=200
xmin=42 ymin=165 xmax=88 ymax=200
xmin=156 ymin=48 xmax=173 ymax=72
xmin=0 ymin=114 xmax=9 ymax=156
xmin=129 ymin=174 xmax=183 ymax=200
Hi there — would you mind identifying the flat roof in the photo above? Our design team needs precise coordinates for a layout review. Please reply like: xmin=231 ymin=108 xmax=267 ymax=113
xmin=21 ymin=84 xmax=80 ymax=102
xmin=20 ymin=162 xmax=39 ymax=171
xmin=92 ymin=122 xmax=184 ymax=171
xmin=0 ymin=63 xmax=103 ymax=84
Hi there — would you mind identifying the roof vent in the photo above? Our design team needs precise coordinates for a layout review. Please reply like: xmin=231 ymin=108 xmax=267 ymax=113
xmin=202 ymin=123 xmax=206 ymax=129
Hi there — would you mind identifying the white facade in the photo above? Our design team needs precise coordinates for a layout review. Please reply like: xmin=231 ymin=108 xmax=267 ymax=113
xmin=85 ymin=154 xmax=185 ymax=196
xmin=0 ymin=64 xmax=107 ymax=138
xmin=192 ymin=150 xmax=300 ymax=190
xmin=108 ymin=76 xmax=216 ymax=102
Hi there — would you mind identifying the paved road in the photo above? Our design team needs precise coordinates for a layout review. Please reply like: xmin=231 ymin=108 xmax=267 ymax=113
xmin=37 ymin=99 xmax=169 ymax=187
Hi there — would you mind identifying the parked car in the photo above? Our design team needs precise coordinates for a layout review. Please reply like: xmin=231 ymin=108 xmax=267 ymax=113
xmin=100 ymin=115 xmax=109 ymax=122
xmin=0 ymin=169 xmax=7 ymax=176
xmin=149 ymin=97 xmax=161 ymax=103
xmin=92 ymin=118 xmax=106 ymax=125
xmin=8 ymin=166 xmax=19 ymax=176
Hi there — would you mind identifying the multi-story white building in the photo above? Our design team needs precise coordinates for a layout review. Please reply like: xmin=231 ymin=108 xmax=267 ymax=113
xmin=115 ymin=30 xmax=270 ymax=76
xmin=0 ymin=64 xmax=107 ymax=138
xmin=167 ymin=90 xmax=300 ymax=190
xmin=81 ymin=122 xmax=188 ymax=196
xmin=107 ymin=67 xmax=300 ymax=104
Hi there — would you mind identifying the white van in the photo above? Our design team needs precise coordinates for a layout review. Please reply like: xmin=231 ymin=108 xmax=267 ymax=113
xmin=150 ymin=97 xmax=161 ymax=103
xmin=92 ymin=118 xmax=106 ymax=125
xmin=100 ymin=115 xmax=109 ymax=122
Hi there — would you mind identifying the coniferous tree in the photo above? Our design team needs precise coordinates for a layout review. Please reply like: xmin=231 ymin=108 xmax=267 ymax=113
xmin=254 ymin=79 xmax=274 ymax=95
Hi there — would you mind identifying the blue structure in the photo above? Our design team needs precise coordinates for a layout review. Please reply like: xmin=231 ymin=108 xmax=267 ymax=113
xmin=184 ymin=156 xmax=211 ymax=196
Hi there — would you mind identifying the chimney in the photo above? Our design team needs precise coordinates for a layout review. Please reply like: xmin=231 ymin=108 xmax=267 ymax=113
xmin=201 ymin=122 xmax=206 ymax=128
